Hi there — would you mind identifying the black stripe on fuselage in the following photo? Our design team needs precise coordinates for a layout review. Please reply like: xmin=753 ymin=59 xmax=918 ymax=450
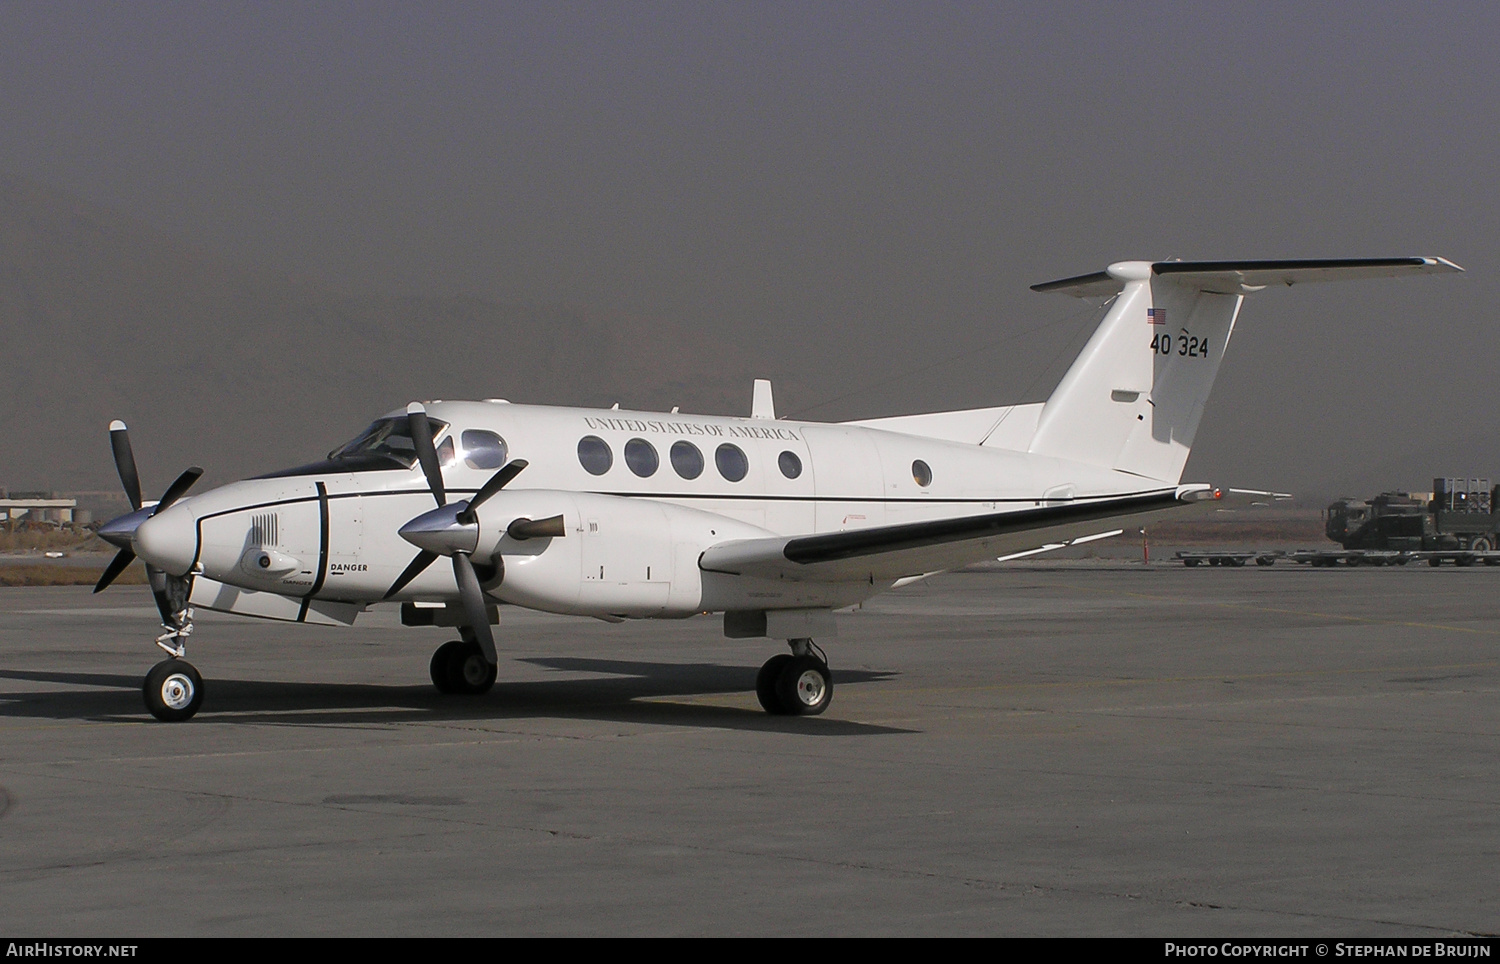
xmin=297 ymin=482 xmax=332 ymax=621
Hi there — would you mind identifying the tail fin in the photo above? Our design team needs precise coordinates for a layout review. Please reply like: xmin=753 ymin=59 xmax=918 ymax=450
xmin=1026 ymin=257 xmax=1462 ymax=482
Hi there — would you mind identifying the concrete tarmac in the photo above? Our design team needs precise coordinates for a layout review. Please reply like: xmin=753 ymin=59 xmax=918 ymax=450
xmin=1 ymin=564 xmax=1496 ymax=936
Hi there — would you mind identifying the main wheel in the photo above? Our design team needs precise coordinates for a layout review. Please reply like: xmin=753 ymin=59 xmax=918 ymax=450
xmin=774 ymin=656 xmax=833 ymax=716
xmin=143 ymin=658 xmax=204 ymax=722
xmin=1471 ymin=537 xmax=1493 ymax=553
xmin=430 ymin=640 xmax=466 ymax=694
xmin=445 ymin=641 xmax=497 ymax=695
xmin=1429 ymin=556 xmax=1443 ymax=567
xmin=756 ymin=654 xmax=794 ymax=714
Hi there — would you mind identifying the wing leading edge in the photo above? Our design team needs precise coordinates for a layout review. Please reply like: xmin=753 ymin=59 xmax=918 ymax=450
xmin=700 ymin=485 xmax=1214 ymax=583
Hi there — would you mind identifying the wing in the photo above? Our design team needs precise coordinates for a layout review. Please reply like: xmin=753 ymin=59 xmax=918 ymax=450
xmin=700 ymin=485 xmax=1214 ymax=583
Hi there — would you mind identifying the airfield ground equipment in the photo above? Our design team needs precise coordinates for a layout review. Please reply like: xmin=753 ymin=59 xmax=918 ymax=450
xmin=1319 ymin=478 xmax=1500 ymax=566
xmin=1175 ymin=550 xmax=1282 ymax=567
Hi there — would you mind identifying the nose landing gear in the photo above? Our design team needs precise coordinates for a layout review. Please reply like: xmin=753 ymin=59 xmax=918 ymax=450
xmin=756 ymin=638 xmax=833 ymax=716
xmin=144 ymin=657 xmax=204 ymax=722
xmin=141 ymin=573 xmax=205 ymax=722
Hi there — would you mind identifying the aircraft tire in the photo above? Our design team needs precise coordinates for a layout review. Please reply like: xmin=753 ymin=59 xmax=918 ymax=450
xmin=446 ymin=641 xmax=497 ymax=695
xmin=1429 ymin=557 xmax=1443 ymax=567
xmin=430 ymin=641 xmax=465 ymax=694
xmin=775 ymin=656 xmax=833 ymax=717
xmin=143 ymin=658 xmax=204 ymax=722
xmin=756 ymin=654 xmax=794 ymax=714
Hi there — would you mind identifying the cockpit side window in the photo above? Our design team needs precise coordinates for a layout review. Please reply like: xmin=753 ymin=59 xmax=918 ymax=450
xmin=461 ymin=430 xmax=508 ymax=470
xmin=327 ymin=416 xmax=449 ymax=469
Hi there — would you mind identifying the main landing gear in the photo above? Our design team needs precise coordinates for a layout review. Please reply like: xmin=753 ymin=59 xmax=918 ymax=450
xmin=756 ymin=638 xmax=833 ymax=716
xmin=430 ymin=636 xmax=497 ymax=695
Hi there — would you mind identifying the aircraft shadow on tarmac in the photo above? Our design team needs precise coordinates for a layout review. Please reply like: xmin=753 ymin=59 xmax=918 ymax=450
xmin=0 ymin=659 xmax=911 ymax=735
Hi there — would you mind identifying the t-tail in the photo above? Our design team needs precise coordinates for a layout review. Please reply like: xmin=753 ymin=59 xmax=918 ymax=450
xmin=1026 ymin=257 xmax=1463 ymax=483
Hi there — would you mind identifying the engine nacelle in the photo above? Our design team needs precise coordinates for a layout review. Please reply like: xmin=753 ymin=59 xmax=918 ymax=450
xmin=476 ymin=490 xmax=774 ymax=618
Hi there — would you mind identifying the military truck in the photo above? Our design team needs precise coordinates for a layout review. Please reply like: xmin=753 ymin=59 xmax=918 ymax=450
xmin=1324 ymin=478 xmax=1500 ymax=565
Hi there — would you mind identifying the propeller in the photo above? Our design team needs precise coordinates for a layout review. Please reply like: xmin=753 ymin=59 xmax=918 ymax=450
xmin=93 ymin=420 xmax=204 ymax=613
xmin=382 ymin=403 xmax=535 ymax=665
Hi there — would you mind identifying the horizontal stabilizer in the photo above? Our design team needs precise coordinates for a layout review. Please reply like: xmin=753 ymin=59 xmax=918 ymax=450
xmin=1033 ymin=257 xmax=1462 ymax=298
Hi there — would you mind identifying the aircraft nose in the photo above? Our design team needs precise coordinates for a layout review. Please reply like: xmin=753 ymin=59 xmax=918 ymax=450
xmin=134 ymin=503 xmax=199 ymax=576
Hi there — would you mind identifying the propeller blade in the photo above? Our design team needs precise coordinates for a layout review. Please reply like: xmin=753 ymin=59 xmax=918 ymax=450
xmin=406 ymin=402 xmax=446 ymax=507
xmin=109 ymin=421 xmax=143 ymax=511
xmin=383 ymin=550 xmax=440 ymax=600
xmin=458 ymin=459 xmax=530 ymax=523
xmin=155 ymin=467 xmax=204 ymax=513
xmin=452 ymin=553 xmax=497 ymax=665
xmin=147 ymin=565 xmax=176 ymax=625
xmin=93 ymin=548 xmax=137 ymax=593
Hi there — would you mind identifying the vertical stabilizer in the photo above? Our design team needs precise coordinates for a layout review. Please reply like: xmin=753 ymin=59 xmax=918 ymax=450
xmin=1026 ymin=256 xmax=1461 ymax=484
xmin=1027 ymin=261 xmax=1155 ymax=471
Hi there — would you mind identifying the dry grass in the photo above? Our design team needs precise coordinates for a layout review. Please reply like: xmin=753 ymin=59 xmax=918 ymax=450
xmin=0 ymin=563 xmax=148 ymax=587
xmin=0 ymin=529 xmax=111 ymax=552
xmin=1147 ymin=517 xmax=1326 ymax=545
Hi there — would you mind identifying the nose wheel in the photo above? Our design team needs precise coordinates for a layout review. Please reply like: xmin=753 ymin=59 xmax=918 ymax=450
xmin=143 ymin=658 xmax=204 ymax=722
xmin=430 ymin=639 xmax=497 ymax=695
xmin=756 ymin=640 xmax=833 ymax=716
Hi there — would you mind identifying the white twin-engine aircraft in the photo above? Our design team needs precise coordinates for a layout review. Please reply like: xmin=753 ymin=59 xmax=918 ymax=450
xmin=95 ymin=257 xmax=1461 ymax=721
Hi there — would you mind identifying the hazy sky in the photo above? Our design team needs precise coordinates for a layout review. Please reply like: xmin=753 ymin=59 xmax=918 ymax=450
xmin=1 ymin=2 xmax=1496 ymax=497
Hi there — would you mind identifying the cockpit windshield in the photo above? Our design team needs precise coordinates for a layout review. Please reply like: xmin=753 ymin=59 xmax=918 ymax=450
xmin=327 ymin=416 xmax=449 ymax=469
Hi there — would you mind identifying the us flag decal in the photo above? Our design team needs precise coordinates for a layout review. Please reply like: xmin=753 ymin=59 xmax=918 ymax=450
xmin=1147 ymin=308 xmax=1166 ymax=325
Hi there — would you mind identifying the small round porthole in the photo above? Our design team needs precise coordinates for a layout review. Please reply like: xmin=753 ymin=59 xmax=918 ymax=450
xmin=912 ymin=460 xmax=932 ymax=487
xmin=778 ymin=450 xmax=802 ymax=479
xmin=577 ymin=436 xmax=613 ymax=476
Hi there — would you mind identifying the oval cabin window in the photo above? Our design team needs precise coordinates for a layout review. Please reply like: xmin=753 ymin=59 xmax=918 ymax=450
xmin=577 ymin=436 xmax=613 ymax=476
xmin=624 ymin=438 xmax=659 ymax=477
xmin=670 ymin=441 xmax=704 ymax=480
xmin=912 ymin=459 xmax=933 ymax=487
xmin=778 ymin=450 xmax=802 ymax=479
xmin=716 ymin=443 xmax=749 ymax=483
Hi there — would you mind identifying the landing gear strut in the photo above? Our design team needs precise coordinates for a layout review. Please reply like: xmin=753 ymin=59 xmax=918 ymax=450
xmin=430 ymin=637 xmax=497 ymax=695
xmin=756 ymin=638 xmax=833 ymax=716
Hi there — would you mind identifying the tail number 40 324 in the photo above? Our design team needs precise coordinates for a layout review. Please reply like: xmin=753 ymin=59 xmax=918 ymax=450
xmin=1152 ymin=331 xmax=1210 ymax=358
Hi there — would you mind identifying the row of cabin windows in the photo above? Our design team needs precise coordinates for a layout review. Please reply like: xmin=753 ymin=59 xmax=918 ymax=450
xmin=575 ymin=436 xmax=933 ymax=487
xmin=578 ymin=436 xmax=804 ymax=482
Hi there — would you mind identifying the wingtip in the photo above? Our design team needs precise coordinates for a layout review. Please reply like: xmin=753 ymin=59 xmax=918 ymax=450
xmin=109 ymin=419 xmax=127 ymax=432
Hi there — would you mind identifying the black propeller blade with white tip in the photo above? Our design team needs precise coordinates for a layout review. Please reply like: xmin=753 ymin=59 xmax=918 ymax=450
xmin=109 ymin=421 xmax=143 ymax=511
